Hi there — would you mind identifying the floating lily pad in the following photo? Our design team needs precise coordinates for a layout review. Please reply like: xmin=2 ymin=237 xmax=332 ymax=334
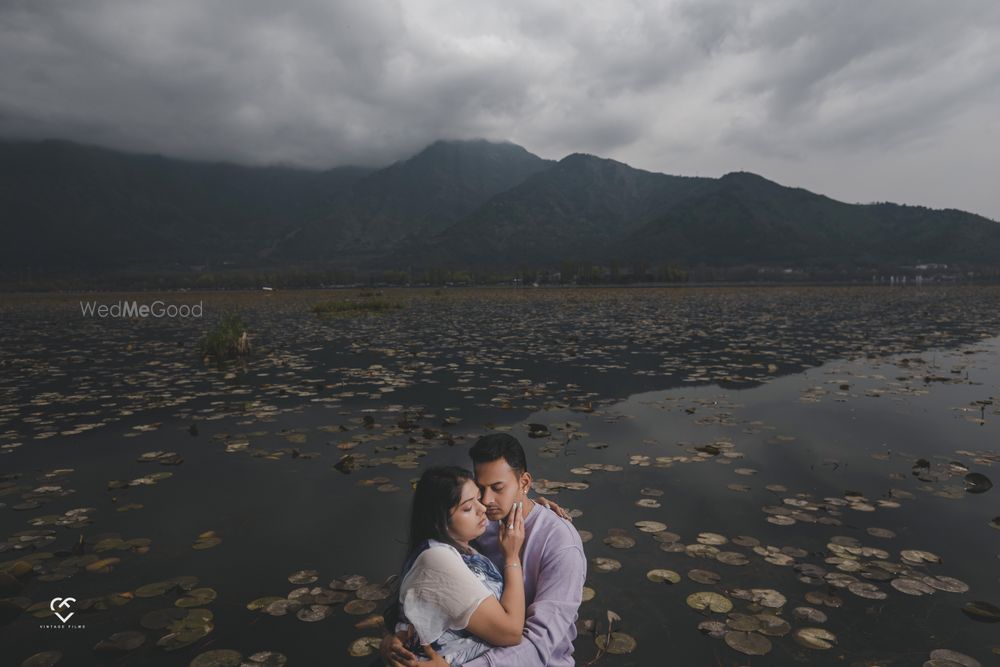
xmin=329 ymin=575 xmax=367 ymax=591
xmin=794 ymin=627 xmax=837 ymax=649
xmin=686 ymin=592 xmax=733 ymax=613
xmin=927 ymin=649 xmax=982 ymax=667
xmin=592 ymin=558 xmax=621 ymax=573
xmin=716 ymin=551 xmax=749 ymax=566
xmin=603 ymin=535 xmax=635 ymax=549
xmin=634 ymin=521 xmax=667 ymax=533
xmin=687 ymin=569 xmax=720 ymax=585
xmin=697 ymin=620 xmax=727 ymax=638
xmin=755 ymin=613 xmax=791 ymax=637
xmin=595 ymin=632 xmax=636 ymax=654
xmin=241 ymin=652 xmax=287 ymax=666
xmin=964 ymin=472 xmax=992 ymax=494
xmin=356 ymin=583 xmax=392 ymax=601
xmin=176 ymin=588 xmax=217 ymax=608
xmin=793 ymin=606 xmax=828 ymax=623
xmin=921 ymin=575 xmax=969 ymax=593
xmin=247 ymin=596 xmax=284 ymax=612
xmin=724 ymin=630 xmax=772 ymax=655
xmin=344 ymin=599 xmax=376 ymax=615
xmin=189 ymin=649 xmax=242 ymax=666
xmin=20 ymin=651 xmax=62 ymax=666
xmin=135 ymin=581 xmax=177 ymax=598
xmin=348 ymin=637 xmax=382 ymax=657
xmin=848 ymin=581 xmax=887 ymax=600
xmin=961 ymin=600 xmax=1000 ymax=623
xmin=646 ymin=569 xmax=680 ymax=584
xmin=296 ymin=604 xmax=332 ymax=622
xmin=900 ymin=549 xmax=941 ymax=565
xmin=288 ymin=570 xmax=318 ymax=584
xmin=93 ymin=630 xmax=146 ymax=652
xmin=891 ymin=577 xmax=936 ymax=596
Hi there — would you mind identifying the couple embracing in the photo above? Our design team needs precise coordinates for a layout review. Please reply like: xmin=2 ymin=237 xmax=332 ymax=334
xmin=380 ymin=433 xmax=587 ymax=666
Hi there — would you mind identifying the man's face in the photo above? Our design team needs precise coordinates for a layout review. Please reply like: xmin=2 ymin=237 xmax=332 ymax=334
xmin=473 ymin=458 xmax=528 ymax=522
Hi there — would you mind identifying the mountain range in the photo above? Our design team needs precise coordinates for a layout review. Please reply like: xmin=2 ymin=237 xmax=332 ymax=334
xmin=2 ymin=137 xmax=997 ymax=281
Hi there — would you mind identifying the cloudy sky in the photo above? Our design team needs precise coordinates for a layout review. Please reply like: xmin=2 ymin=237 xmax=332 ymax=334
xmin=2 ymin=0 xmax=998 ymax=219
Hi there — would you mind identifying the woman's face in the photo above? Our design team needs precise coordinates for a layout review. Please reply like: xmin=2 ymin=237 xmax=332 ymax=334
xmin=448 ymin=479 xmax=488 ymax=544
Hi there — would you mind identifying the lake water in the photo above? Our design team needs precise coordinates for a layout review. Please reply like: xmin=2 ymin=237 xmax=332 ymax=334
xmin=1 ymin=286 xmax=999 ymax=666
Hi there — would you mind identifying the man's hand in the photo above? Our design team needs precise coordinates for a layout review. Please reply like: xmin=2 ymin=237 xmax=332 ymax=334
xmin=423 ymin=644 xmax=450 ymax=666
xmin=536 ymin=496 xmax=573 ymax=522
xmin=379 ymin=629 xmax=418 ymax=667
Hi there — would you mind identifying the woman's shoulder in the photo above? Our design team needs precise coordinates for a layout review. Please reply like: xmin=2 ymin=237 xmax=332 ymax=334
xmin=411 ymin=540 xmax=467 ymax=571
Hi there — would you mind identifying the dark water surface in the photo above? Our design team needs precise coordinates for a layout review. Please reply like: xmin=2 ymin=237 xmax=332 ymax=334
xmin=1 ymin=287 xmax=999 ymax=666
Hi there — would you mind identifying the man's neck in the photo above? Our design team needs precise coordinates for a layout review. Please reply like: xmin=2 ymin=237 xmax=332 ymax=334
xmin=522 ymin=496 xmax=536 ymax=518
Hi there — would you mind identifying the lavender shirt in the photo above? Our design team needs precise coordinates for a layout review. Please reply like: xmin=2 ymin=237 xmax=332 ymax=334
xmin=465 ymin=503 xmax=587 ymax=667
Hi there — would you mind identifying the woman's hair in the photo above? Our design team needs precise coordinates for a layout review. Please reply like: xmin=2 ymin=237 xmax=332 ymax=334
xmin=385 ymin=465 xmax=476 ymax=631
xmin=407 ymin=465 xmax=475 ymax=556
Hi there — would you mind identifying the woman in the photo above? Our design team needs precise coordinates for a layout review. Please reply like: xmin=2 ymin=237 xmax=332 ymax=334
xmin=394 ymin=466 xmax=525 ymax=665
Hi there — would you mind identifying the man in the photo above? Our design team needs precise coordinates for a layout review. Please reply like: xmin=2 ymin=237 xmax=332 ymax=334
xmin=382 ymin=433 xmax=586 ymax=666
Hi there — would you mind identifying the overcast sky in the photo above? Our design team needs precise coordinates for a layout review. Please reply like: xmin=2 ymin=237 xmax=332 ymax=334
xmin=2 ymin=0 xmax=998 ymax=219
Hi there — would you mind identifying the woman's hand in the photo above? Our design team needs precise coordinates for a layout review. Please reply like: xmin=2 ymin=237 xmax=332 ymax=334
xmin=379 ymin=627 xmax=417 ymax=667
xmin=536 ymin=496 xmax=573 ymax=521
xmin=498 ymin=500 xmax=525 ymax=563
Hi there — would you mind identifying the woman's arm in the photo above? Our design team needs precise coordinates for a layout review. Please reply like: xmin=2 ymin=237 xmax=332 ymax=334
xmin=464 ymin=502 xmax=525 ymax=646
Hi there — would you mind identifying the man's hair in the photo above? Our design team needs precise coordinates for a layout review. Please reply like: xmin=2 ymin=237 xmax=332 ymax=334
xmin=469 ymin=433 xmax=528 ymax=476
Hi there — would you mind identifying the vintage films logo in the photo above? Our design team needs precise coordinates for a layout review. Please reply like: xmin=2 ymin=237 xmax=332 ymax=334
xmin=39 ymin=596 xmax=86 ymax=630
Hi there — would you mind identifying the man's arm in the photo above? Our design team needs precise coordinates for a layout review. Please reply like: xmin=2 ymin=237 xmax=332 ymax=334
xmin=463 ymin=545 xmax=586 ymax=667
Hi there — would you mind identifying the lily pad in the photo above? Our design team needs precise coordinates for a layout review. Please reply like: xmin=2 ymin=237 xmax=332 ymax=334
xmin=348 ymin=637 xmax=382 ymax=657
xmin=288 ymin=570 xmax=318 ymax=584
xmin=21 ymin=651 xmax=63 ymax=666
xmin=176 ymin=588 xmax=217 ymax=608
xmin=603 ymin=535 xmax=635 ymax=549
xmin=189 ymin=649 xmax=242 ymax=667
xmin=595 ymin=632 xmax=636 ymax=654
xmin=646 ymin=569 xmax=680 ymax=584
xmin=961 ymin=600 xmax=1000 ymax=623
xmin=964 ymin=472 xmax=992 ymax=494
xmin=592 ymin=558 xmax=622 ymax=573
xmin=296 ymin=604 xmax=332 ymax=622
xmin=241 ymin=652 xmax=287 ymax=666
xmin=794 ymin=627 xmax=837 ymax=649
xmin=686 ymin=591 xmax=733 ymax=613
xmin=687 ymin=569 xmax=721 ymax=585
xmin=93 ymin=630 xmax=146 ymax=652
xmin=344 ymin=599 xmax=376 ymax=615
xmin=724 ymin=630 xmax=772 ymax=655
xmin=927 ymin=649 xmax=982 ymax=667
xmin=634 ymin=521 xmax=667 ymax=533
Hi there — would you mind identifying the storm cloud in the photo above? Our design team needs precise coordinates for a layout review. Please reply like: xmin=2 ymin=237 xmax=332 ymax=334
xmin=1 ymin=0 xmax=998 ymax=218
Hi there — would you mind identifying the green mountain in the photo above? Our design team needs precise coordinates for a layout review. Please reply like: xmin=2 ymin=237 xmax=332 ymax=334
xmin=407 ymin=153 xmax=715 ymax=267
xmin=0 ymin=139 xmax=372 ymax=270
xmin=275 ymin=138 xmax=554 ymax=259
xmin=618 ymin=171 xmax=1000 ymax=268
xmin=2 ymin=137 xmax=998 ymax=283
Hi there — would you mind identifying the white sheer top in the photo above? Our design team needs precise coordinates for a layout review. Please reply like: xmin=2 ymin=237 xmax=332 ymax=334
xmin=399 ymin=541 xmax=503 ymax=664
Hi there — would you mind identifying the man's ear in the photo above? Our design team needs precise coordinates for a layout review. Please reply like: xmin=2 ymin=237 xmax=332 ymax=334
xmin=520 ymin=471 xmax=533 ymax=495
